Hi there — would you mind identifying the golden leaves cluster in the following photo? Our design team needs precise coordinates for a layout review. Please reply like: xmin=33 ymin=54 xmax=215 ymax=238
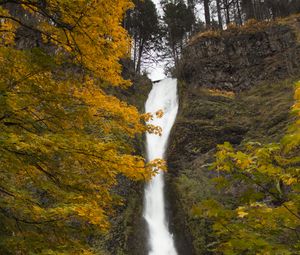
xmin=0 ymin=1 xmax=160 ymax=254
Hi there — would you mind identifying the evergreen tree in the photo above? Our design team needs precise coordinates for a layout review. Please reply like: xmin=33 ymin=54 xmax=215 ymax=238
xmin=203 ymin=0 xmax=212 ymax=27
xmin=125 ymin=0 xmax=161 ymax=74
xmin=161 ymin=0 xmax=195 ymax=70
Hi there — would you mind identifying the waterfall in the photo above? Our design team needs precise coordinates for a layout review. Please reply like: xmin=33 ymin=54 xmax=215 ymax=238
xmin=144 ymin=78 xmax=178 ymax=255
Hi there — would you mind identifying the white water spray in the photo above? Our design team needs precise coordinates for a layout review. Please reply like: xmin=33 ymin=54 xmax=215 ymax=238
xmin=144 ymin=78 xmax=178 ymax=255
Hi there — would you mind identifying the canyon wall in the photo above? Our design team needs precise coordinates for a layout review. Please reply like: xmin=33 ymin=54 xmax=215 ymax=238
xmin=167 ymin=17 xmax=300 ymax=254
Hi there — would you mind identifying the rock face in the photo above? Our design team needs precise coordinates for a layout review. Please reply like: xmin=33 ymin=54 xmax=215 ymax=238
xmin=166 ymin=19 xmax=300 ymax=255
xmin=178 ymin=20 xmax=300 ymax=91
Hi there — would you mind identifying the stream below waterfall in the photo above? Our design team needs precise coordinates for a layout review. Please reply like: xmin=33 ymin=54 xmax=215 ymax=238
xmin=143 ymin=78 xmax=179 ymax=255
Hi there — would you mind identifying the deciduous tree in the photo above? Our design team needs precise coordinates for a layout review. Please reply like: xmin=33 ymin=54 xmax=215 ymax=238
xmin=0 ymin=1 xmax=159 ymax=253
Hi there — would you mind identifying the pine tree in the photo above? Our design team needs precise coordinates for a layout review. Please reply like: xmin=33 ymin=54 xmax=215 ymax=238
xmin=161 ymin=0 xmax=195 ymax=70
xmin=125 ymin=0 xmax=161 ymax=73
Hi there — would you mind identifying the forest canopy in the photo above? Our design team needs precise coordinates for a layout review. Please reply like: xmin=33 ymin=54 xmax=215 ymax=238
xmin=0 ymin=1 xmax=160 ymax=254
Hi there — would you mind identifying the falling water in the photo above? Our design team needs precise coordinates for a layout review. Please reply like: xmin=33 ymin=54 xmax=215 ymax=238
xmin=144 ymin=78 xmax=178 ymax=255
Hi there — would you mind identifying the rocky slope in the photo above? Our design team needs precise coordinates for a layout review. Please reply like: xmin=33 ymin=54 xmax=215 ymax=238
xmin=166 ymin=17 xmax=300 ymax=255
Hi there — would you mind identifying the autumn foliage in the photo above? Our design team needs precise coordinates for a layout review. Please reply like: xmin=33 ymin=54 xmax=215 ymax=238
xmin=0 ymin=1 xmax=156 ymax=254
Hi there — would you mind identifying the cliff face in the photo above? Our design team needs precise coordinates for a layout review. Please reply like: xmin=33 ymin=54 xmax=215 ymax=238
xmin=166 ymin=18 xmax=300 ymax=255
xmin=178 ymin=19 xmax=300 ymax=91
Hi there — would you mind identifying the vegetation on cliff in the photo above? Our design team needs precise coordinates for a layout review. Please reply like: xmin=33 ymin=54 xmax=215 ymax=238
xmin=168 ymin=15 xmax=300 ymax=254
xmin=194 ymin=82 xmax=300 ymax=254
xmin=168 ymin=76 xmax=298 ymax=254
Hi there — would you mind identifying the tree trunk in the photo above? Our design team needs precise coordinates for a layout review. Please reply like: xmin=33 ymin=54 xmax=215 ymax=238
xmin=251 ymin=0 xmax=256 ymax=19
xmin=216 ymin=0 xmax=223 ymax=29
xmin=236 ymin=0 xmax=243 ymax=25
xmin=136 ymin=39 xmax=144 ymax=74
xmin=187 ymin=0 xmax=196 ymax=17
xmin=204 ymin=0 xmax=211 ymax=28
xmin=223 ymin=0 xmax=230 ymax=25
xmin=133 ymin=35 xmax=137 ymax=71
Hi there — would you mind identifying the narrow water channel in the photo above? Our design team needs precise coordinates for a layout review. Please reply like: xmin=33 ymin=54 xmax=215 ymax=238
xmin=144 ymin=78 xmax=179 ymax=255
